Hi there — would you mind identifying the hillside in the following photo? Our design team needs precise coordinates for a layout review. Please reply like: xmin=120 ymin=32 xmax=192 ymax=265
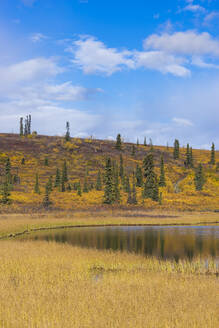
xmin=0 ymin=133 xmax=219 ymax=212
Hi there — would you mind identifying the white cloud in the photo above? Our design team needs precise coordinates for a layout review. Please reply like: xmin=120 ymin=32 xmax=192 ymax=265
xmin=172 ymin=117 xmax=193 ymax=127
xmin=67 ymin=36 xmax=135 ymax=75
xmin=0 ymin=57 xmax=102 ymax=136
xmin=0 ymin=58 xmax=63 ymax=87
xmin=204 ymin=11 xmax=219 ymax=24
xmin=30 ymin=33 xmax=47 ymax=43
xmin=191 ymin=57 xmax=219 ymax=69
xmin=183 ymin=4 xmax=206 ymax=13
xmin=144 ymin=31 xmax=219 ymax=56
xmin=134 ymin=51 xmax=190 ymax=77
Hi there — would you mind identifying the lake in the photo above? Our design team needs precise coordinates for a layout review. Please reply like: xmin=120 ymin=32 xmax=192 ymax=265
xmin=17 ymin=225 xmax=219 ymax=261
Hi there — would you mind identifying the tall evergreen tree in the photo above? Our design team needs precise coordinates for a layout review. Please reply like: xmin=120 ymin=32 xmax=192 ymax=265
xmin=54 ymin=168 xmax=60 ymax=187
xmin=0 ymin=182 xmax=11 ymax=204
xmin=189 ymin=147 xmax=193 ymax=168
xmin=135 ymin=164 xmax=143 ymax=187
xmin=65 ymin=121 xmax=70 ymax=142
xmin=83 ymin=175 xmax=89 ymax=192
xmin=173 ymin=139 xmax=180 ymax=159
xmin=185 ymin=143 xmax=190 ymax=167
xmin=137 ymin=138 xmax=139 ymax=146
xmin=95 ymin=170 xmax=102 ymax=190
xmin=19 ymin=117 xmax=24 ymax=136
xmin=194 ymin=163 xmax=205 ymax=191
xmin=44 ymin=157 xmax=49 ymax=166
xmin=60 ymin=171 xmax=66 ymax=192
xmin=128 ymin=173 xmax=137 ymax=204
xmin=159 ymin=155 xmax=166 ymax=187
xmin=131 ymin=145 xmax=136 ymax=157
xmin=123 ymin=175 xmax=130 ymax=193
xmin=62 ymin=160 xmax=68 ymax=182
xmin=144 ymin=137 xmax=147 ymax=146
xmin=103 ymin=158 xmax=113 ymax=204
xmin=149 ymin=138 xmax=153 ymax=152
xmin=112 ymin=163 xmax=120 ymax=203
xmin=27 ymin=115 xmax=31 ymax=135
xmin=143 ymin=170 xmax=159 ymax=201
xmin=34 ymin=173 xmax=40 ymax=194
xmin=5 ymin=158 xmax=12 ymax=185
xmin=43 ymin=183 xmax=51 ymax=208
xmin=21 ymin=157 xmax=25 ymax=165
xmin=115 ymin=134 xmax=122 ymax=150
xmin=143 ymin=154 xmax=154 ymax=178
xmin=119 ymin=154 xmax=124 ymax=178
xmin=77 ymin=181 xmax=82 ymax=196
xmin=210 ymin=142 xmax=215 ymax=165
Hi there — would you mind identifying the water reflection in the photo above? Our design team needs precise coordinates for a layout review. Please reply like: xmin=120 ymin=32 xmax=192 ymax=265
xmin=19 ymin=225 xmax=219 ymax=261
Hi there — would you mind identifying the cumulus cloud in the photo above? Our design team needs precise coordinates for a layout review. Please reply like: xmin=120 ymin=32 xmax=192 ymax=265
xmin=68 ymin=36 xmax=135 ymax=75
xmin=67 ymin=32 xmax=219 ymax=78
xmin=144 ymin=31 xmax=219 ymax=56
xmin=182 ymin=4 xmax=206 ymax=13
xmin=0 ymin=58 xmax=63 ymax=87
xmin=134 ymin=51 xmax=190 ymax=77
xmin=0 ymin=57 xmax=102 ymax=135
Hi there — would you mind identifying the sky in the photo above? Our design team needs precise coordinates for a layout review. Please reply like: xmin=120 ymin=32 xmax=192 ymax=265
xmin=1 ymin=0 xmax=219 ymax=148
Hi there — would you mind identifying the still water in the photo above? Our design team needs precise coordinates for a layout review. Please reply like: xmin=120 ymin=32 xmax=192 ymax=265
xmin=18 ymin=225 xmax=219 ymax=261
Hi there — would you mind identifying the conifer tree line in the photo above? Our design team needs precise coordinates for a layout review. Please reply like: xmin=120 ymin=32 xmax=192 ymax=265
xmin=20 ymin=115 xmax=32 ymax=136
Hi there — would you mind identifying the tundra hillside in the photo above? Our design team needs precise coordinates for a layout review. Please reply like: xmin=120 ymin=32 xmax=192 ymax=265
xmin=0 ymin=133 xmax=219 ymax=212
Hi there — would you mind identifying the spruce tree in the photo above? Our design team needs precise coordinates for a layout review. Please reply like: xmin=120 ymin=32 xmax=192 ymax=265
xmin=189 ymin=147 xmax=193 ymax=168
xmin=65 ymin=121 xmax=70 ymax=142
xmin=173 ymin=139 xmax=180 ymax=159
xmin=27 ymin=115 xmax=31 ymax=135
xmin=119 ymin=154 xmax=124 ymax=178
xmin=44 ymin=157 xmax=49 ymax=166
xmin=77 ymin=182 xmax=82 ymax=196
xmin=95 ymin=170 xmax=102 ymax=190
xmin=144 ymin=137 xmax=147 ymax=146
xmin=34 ymin=173 xmax=40 ymax=194
xmin=131 ymin=145 xmax=136 ymax=157
xmin=159 ymin=155 xmax=166 ymax=187
xmin=149 ymin=138 xmax=153 ymax=152
xmin=135 ymin=164 xmax=143 ymax=187
xmin=128 ymin=173 xmax=137 ymax=204
xmin=62 ymin=160 xmax=68 ymax=182
xmin=60 ymin=172 xmax=65 ymax=192
xmin=83 ymin=176 xmax=89 ymax=193
xmin=43 ymin=183 xmax=51 ymax=208
xmin=54 ymin=168 xmax=60 ymax=187
xmin=185 ymin=143 xmax=190 ymax=167
xmin=5 ymin=158 xmax=11 ymax=184
xmin=210 ymin=142 xmax=215 ymax=165
xmin=124 ymin=175 xmax=130 ymax=193
xmin=143 ymin=170 xmax=159 ymax=201
xmin=143 ymin=154 xmax=154 ymax=178
xmin=115 ymin=134 xmax=122 ymax=150
xmin=1 ymin=182 xmax=11 ymax=204
xmin=103 ymin=158 xmax=113 ymax=204
xmin=112 ymin=163 xmax=120 ymax=203
xmin=20 ymin=117 xmax=24 ymax=136
xmin=194 ymin=163 xmax=205 ymax=191
xmin=24 ymin=116 xmax=28 ymax=136
xmin=21 ymin=157 xmax=25 ymax=165
xmin=67 ymin=183 xmax=72 ymax=191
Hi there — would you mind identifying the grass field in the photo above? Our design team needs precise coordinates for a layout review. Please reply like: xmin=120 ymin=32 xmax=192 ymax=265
xmin=0 ymin=240 xmax=218 ymax=328
xmin=1 ymin=133 xmax=219 ymax=211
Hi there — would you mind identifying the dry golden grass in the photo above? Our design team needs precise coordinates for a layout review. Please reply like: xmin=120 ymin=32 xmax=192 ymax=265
xmin=0 ymin=211 xmax=218 ymax=238
xmin=0 ymin=240 xmax=218 ymax=328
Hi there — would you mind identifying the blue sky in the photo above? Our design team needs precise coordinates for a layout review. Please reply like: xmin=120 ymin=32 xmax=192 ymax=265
xmin=1 ymin=0 xmax=219 ymax=148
